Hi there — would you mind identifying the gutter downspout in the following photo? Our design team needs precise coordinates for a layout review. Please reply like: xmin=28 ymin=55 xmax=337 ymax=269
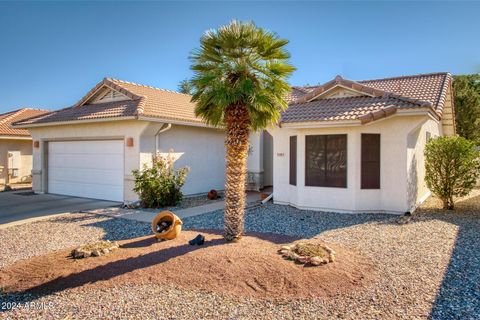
xmin=155 ymin=123 xmax=172 ymax=153
xmin=261 ymin=193 xmax=273 ymax=204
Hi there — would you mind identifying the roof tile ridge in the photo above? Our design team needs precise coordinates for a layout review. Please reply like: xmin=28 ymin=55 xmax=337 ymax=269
xmin=358 ymin=105 xmax=397 ymax=124
xmin=135 ymin=97 xmax=147 ymax=116
xmin=382 ymin=91 xmax=433 ymax=107
xmin=72 ymin=77 xmax=143 ymax=108
xmin=434 ymin=73 xmax=452 ymax=116
xmin=23 ymin=107 xmax=51 ymax=112
xmin=0 ymin=109 xmax=27 ymax=126
xmin=108 ymin=78 xmax=192 ymax=97
xmin=103 ymin=78 xmax=145 ymax=101
xmin=12 ymin=110 xmax=57 ymax=126
xmin=358 ymin=72 xmax=450 ymax=83
xmin=293 ymin=77 xmax=390 ymax=104
xmin=291 ymin=86 xmax=311 ymax=93
xmin=12 ymin=106 xmax=76 ymax=126
xmin=289 ymin=93 xmax=380 ymax=106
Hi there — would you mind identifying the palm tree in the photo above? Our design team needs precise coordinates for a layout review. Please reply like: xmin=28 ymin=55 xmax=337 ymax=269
xmin=178 ymin=79 xmax=194 ymax=95
xmin=189 ymin=20 xmax=295 ymax=241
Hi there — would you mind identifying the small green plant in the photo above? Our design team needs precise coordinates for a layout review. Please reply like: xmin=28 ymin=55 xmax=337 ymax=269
xmin=133 ymin=152 xmax=189 ymax=208
xmin=425 ymin=136 xmax=480 ymax=210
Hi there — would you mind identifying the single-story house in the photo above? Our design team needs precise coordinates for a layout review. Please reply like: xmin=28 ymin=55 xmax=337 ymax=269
xmin=270 ymin=72 xmax=455 ymax=214
xmin=13 ymin=78 xmax=270 ymax=202
xmin=0 ymin=108 xmax=49 ymax=187
xmin=14 ymin=72 xmax=455 ymax=214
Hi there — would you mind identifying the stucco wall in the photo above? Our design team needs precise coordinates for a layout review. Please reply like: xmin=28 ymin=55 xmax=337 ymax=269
xmin=27 ymin=119 xmax=266 ymax=201
xmin=269 ymin=115 xmax=440 ymax=214
xmin=156 ymin=124 xmax=226 ymax=195
xmin=28 ymin=120 xmax=157 ymax=202
xmin=0 ymin=139 xmax=33 ymax=185
xmin=406 ymin=118 xmax=442 ymax=210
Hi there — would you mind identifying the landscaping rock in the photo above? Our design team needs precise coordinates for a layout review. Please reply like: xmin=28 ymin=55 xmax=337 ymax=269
xmin=309 ymin=256 xmax=324 ymax=266
xmin=278 ymin=242 xmax=336 ymax=267
xmin=72 ymin=240 xmax=120 ymax=259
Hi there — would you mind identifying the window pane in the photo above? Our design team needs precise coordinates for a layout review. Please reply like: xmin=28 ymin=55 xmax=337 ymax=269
xmin=305 ymin=135 xmax=326 ymax=186
xmin=289 ymin=136 xmax=297 ymax=185
xmin=361 ymin=134 xmax=380 ymax=189
xmin=326 ymin=135 xmax=347 ymax=187
xmin=305 ymin=134 xmax=347 ymax=188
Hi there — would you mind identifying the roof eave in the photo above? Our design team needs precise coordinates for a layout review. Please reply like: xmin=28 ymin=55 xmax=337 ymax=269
xmin=12 ymin=116 xmax=137 ymax=129
xmin=0 ymin=135 xmax=32 ymax=140
xmin=279 ymin=119 xmax=361 ymax=128
xmin=279 ymin=106 xmax=439 ymax=129
xmin=137 ymin=115 xmax=217 ymax=129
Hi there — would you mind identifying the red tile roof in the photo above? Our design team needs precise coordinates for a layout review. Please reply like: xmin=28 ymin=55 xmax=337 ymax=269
xmin=15 ymin=78 xmax=201 ymax=126
xmin=109 ymin=79 xmax=202 ymax=124
xmin=15 ymin=72 xmax=452 ymax=127
xmin=282 ymin=95 xmax=421 ymax=123
xmin=0 ymin=108 xmax=50 ymax=136
xmin=284 ymin=72 xmax=451 ymax=124
xmin=14 ymin=101 xmax=141 ymax=125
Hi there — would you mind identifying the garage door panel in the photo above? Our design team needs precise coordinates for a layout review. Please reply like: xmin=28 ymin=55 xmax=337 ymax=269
xmin=48 ymin=140 xmax=124 ymax=202
xmin=49 ymin=141 xmax=123 ymax=154
xmin=49 ymin=167 xmax=123 ymax=185
xmin=48 ymin=154 xmax=123 ymax=170
xmin=48 ymin=181 xmax=123 ymax=201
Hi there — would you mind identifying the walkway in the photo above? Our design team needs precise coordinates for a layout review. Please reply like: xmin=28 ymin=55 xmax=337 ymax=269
xmin=90 ymin=191 xmax=265 ymax=223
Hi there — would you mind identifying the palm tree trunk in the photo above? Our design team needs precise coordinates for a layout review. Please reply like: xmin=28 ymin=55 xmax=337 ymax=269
xmin=224 ymin=103 xmax=251 ymax=242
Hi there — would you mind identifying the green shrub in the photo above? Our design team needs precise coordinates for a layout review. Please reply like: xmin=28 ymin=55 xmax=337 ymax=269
xmin=132 ymin=153 xmax=189 ymax=208
xmin=425 ymin=136 xmax=480 ymax=209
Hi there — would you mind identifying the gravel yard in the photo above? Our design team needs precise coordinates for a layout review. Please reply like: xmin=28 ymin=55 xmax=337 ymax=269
xmin=0 ymin=214 xmax=150 ymax=269
xmin=1 ymin=190 xmax=479 ymax=319
xmin=138 ymin=192 xmax=224 ymax=212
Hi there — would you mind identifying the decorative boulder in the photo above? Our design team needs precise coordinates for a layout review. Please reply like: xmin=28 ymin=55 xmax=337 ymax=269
xmin=278 ymin=242 xmax=336 ymax=266
xmin=72 ymin=240 xmax=120 ymax=259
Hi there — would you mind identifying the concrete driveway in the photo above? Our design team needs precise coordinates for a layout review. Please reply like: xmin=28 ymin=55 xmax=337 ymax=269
xmin=0 ymin=190 xmax=120 ymax=226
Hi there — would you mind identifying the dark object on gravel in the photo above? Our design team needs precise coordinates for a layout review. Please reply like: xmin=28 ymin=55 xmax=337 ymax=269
xmin=207 ymin=189 xmax=218 ymax=200
xmin=189 ymin=234 xmax=205 ymax=245
xmin=156 ymin=220 xmax=173 ymax=233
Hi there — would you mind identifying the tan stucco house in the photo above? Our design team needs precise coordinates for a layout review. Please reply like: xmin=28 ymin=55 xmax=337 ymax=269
xmin=0 ymin=108 xmax=49 ymax=188
xmin=14 ymin=72 xmax=454 ymax=214
xmin=13 ymin=78 xmax=269 ymax=202
xmin=270 ymin=72 xmax=455 ymax=214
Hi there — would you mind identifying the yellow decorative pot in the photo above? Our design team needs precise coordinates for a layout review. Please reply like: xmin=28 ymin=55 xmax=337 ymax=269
xmin=151 ymin=211 xmax=183 ymax=240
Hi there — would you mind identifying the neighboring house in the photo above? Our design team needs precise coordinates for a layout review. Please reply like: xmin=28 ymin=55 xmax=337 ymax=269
xmin=13 ymin=78 xmax=269 ymax=202
xmin=270 ymin=72 xmax=455 ymax=214
xmin=0 ymin=108 xmax=49 ymax=187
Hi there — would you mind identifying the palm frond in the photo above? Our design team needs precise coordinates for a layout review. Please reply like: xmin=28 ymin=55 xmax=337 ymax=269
xmin=188 ymin=20 xmax=295 ymax=130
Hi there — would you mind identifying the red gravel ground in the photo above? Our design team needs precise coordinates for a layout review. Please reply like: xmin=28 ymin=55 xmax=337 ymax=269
xmin=0 ymin=230 xmax=375 ymax=299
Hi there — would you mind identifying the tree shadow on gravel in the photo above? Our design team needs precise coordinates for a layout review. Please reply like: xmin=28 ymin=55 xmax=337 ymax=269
xmin=49 ymin=214 xmax=151 ymax=241
xmin=2 ymin=238 xmax=225 ymax=303
xmin=0 ymin=230 xmax=296 ymax=309
xmin=182 ymin=203 xmax=395 ymax=239
xmin=391 ymin=192 xmax=480 ymax=319
xmin=424 ymin=195 xmax=480 ymax=320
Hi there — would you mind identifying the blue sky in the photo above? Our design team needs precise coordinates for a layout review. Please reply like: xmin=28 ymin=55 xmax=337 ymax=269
xmin=0 ymin=1 xmax=478 ymax=113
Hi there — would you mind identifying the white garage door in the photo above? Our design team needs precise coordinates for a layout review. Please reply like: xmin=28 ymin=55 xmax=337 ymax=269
xmin=48 ymin=140 xmax=124 ymax=202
